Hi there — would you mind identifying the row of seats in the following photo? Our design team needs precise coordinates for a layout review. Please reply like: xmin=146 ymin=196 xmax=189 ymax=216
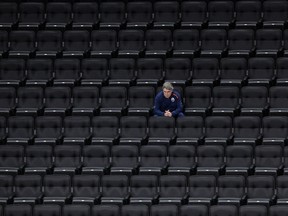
xmin=1 ymin=115 xmax=288 ymax=147
xmin=2 ymin=174 xmax=288 ymax=206
xmin=1 ymin=29 xmax=288 ymax=58
xmin=1 ymin=143 xmax=288 ymax=176
xmin=0 ymin=1 xmax=287 ymax=31
xmin=2 ymin=85 xmax=288 ymax=117
xmin=0 ymin=204 xmax=286 ymax=216
xmin=2 ymin=57 xmax=288 ymax=88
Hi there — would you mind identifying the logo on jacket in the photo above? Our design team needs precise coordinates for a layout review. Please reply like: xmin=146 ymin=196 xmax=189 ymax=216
xmin=171 ymin=97 xmax=175 ymax=102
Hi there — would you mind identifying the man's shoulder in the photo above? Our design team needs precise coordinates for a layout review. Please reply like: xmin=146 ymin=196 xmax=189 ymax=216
xmin=156 ymin=91 xmax=164 ymax=99
xmin=172 ymin=90 xmax=181 ymax=99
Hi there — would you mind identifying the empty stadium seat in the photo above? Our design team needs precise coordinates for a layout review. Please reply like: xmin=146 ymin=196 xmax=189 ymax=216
xmin=53 ymin=58 xmax=81 ymax=87
xmin=276 ymin=57 xmax=288 ymax=85
xmin=0 ymin=145 xmax=24 ymax=175
xmin=208 ymin=1 xmax=234 ymax=29
xmin=63 ymin=116 xmax=91 ymax=145
xmin=255 ymin=29 xmax=283 ymax=57
xmin=211 ymin=86 xmax=240 ymax=116
xmin=82 ymin=145 xmax=110 ymax=175
xmin=33 ymin=204 xmax=61 ymax=216
xmin=0 ymin=30 xmax=8 ymax=57
xmin=16 ymin=87 xmax=44 ymax=116
xmin=228 ymin=29 xmax=255 ymax=57
xmin=263 ymin=1 xmax=288 ymax=29
xmin=159 ymin=175 xmax=187 ymax=204
xmin=72 ymin=174 xmax=100 ymax=204
xmin=72 ymin=2 xmax=98 ymax=30
xmin=130 ymin=175 xmax=158 ymax=204
xmin=151 ymin=204 xmax=178 ymax=216
xmin=179 ymin=205 xmax=208 ymax=216
xmin=126 ymin=1 xmax=153 ymax=29
xmin=92 ymin=205 xmax=120 ymax=216
xmin=148 ymin=116 xmax=175 ymax=146
xmin=269 ymin=86 xmax=288 ymax=115
xmin=139 ymin=145 xmax=167 ymax=175
xmin=172 ymin=29 xmax=200 ymax=57
xmin=188 ymin=175 xmax=217 ymax=205
xmin=109 ymin=58 xmax=136 ymax=87
xmin=175 ymin=116 xmax=204 ymax=145
xmin=191 ymin=58 xmax=219 ymax=86
xmin=43 ymin=174 xmax=71 ymax=204
xmin=262 ymin=116 xmax=288 ymax=146
xmin=101 ymin=175 xmax=129 ymax=204
xmin=121 ymin=204 xmax=149 ymax=216
xmin=180 ymin=1 xmax=207 ymax=29
xmin=128 ymin=86 xmax=154 ymax=116
xmin=164 ymin=58 xmax=192 ymax=86
xmin=210 ymin=205 xmax=238 ymax=216
xmin=14 ymin=174 xmax=42 ymax=204
xmin=6 ymin=116 xmax=34 ymax=146
xmin=276 ymin=175 xmax=288 ymax=204
xmin=145 ymin=29 xmax=172 ymax=58
xmin=220 ymin=57 xmax=247 ymax=86
xmin=204 ymin=116 xmax=232 ymax=146
xmin=225 ymin=145 xmax=254 ymax=176
xmin=254 ymin=145 xmax=283 ymax=175
xmin=200 ymin=29 xmax=227 ymax=57
xmin=247 ymin=57 xmax=275 ymax=86
xmin=217 ymin=175 xmax=246 ymax=206
xmin=45 ymin=2 xmax=72 ymax=30
xmin=91 ymin=30 xmax=117 ymax=58
xmin=110 ymin=145 xmax=139 ymax=175
xmin=153 ymin=1 xmax=180 ymax=29
xmin=184 ymin=86 xmax=212 ymax=116
xmin=136 ymin=58 xmax=164 ymax=86
xmin=0 ymin=117 xmax=6 ymax=144
xmin=197 ymin=145 xmax=225 ymax=175
xmin=44 ymin=87 xmax=71 ymax=117
xmin=26 ymin=59 xmax=53 ymax=87
xmin=18 ymin=2 xmax=45 ymax=30
xmin=119 ymin=116 xmax=147 ymax=145
xmin=36 ymin=30 xmax=62 ymax=58
xmin=80 ymin=58 xmax=109 ymax=87
xmin=118 ymin=30 xmax=145 ymax=57
xmin=62 ymin=30 xmax=90 ymax=58
xmin=53 ymin=145 xmax=82 ymax=174
xmin=34 ymin=116 xmax=63 ymax=145
xmin=270 ymin=205 xmax=288 ymax=216
xmin=4 ymin=204 xmax=32 ymax=216
xmin=99 ymin=2 xmax=126 ymax=30
xmin=99 ymin=86 xmax=127 ymax=116
xmin=72 ymin=86 xmax=100 ymax=116
xmin=0 ymin=58 xmax=26 ymax=87
xmin=0 ymin=87 xmax=16 ymax=117
xmin=240 ymin=86 xmax=269 ymax=116
xmin=62 ymin=205 xmax=90 ymax=216
xmin=168 ymin=145 xmax=196 ymax=175
xmin=0 ymin=3 xmax=18 ymax=30
xmin=0 ymin=174 xmax=13 ymax=204
xmin=233 ymin=116 xmax=261 ymax=146
xmin=246 ymin=175 xmax=275 ymax=205
xmin=235 ymin=1 xmax=262 ymax=29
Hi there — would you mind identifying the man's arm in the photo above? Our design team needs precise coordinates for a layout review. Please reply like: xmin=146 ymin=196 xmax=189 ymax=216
xmin=172 ymin=96 xmax=183 ymax=117
xmin=154 ymin=95 xmax=164 ymax=116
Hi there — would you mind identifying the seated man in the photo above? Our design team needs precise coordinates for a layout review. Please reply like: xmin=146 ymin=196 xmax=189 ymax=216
xmin=154 ymin=82 xmax=184 ymax=117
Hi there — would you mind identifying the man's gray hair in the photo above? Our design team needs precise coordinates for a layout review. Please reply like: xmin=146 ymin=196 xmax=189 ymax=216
xmin=162 ymin=82 xmax=174 ymax=90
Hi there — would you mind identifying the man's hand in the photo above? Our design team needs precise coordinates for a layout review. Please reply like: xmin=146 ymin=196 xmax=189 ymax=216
xmin=164 ymin=110 xmax=172 ymax=117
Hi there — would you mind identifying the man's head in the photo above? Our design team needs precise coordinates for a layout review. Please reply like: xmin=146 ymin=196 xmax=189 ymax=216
xmin=162 ymin=82 xmax=174 ymax=98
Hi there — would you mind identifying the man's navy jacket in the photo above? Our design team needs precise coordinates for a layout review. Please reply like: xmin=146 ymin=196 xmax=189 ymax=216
xmin=154 ymin=90 xmax=183 ymax=117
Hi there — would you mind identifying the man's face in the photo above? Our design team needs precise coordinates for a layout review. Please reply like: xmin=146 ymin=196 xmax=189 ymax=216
xmin=163 ymin=88 xmax=172 ymax=98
